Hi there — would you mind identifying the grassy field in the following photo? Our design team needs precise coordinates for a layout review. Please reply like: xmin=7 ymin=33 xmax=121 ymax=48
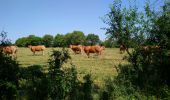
xmin=16 ymin=47 xmax=128 ymax=87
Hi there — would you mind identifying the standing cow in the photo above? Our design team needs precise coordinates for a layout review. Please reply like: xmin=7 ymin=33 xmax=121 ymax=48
xmin=0 ymin=45 xmax=18 ymax=59
xmin=70 ymin=45 xmax=83 ymax=54
xmin=28 ymin=45 xmax=46 ymax=55
xmin=83 ymin=45 xmax=104 ymax=58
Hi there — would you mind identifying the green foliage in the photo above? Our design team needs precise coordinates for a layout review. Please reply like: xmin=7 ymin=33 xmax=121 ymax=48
xmin=82 ymin=74 xmax=93 ymax=100
xmin=48 ymin=49 xmax=79 ymax=99
xmin=85 ymin=34 xmax=100 ymax=45
xmin=0 ymin=45 xmax=19 ymax=99
xmin=54 ymin=34 xmax=66 ymax=47
xmin=103 ymin=0 xmax=144 ymax=50
xmin=103 ymin=0 xmax=170 ymax=99
xmin=26 ymin=35 xmax=43 ymax=46
xmin=47 ymin=49 xmax=95 ymax=100
xmin=19 ymin=65 xmax=48 ymax=100
xmin=65 ymin=31 xmax=86 ymax=46
xmin=127 ymin=48 xmax=170 ymax=98
xmin=103 ymin=38 xmax=118 ymax=48
xmin=15 ymin=37 xmax=28 ymax=47
xmin=42 ymin=34 xmax=54 ymax=47
xmin=15 ymin=35 xmax=43 ymax=47
xmin=101 ymin=64 xmax=157 ymax=100
xmin=15 ymin=31 xmax=102 ymax=47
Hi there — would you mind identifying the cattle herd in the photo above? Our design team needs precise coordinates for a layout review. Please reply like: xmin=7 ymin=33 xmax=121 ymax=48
xmin=0 ymin=45 xmax=46 ymax=59
xmin=0 ymin=44 xmax=160 ymax=59
xmin=70 ymin=45 xmax=105 ymax=58
xmin=0 ymin=45 xmax=106 ymax=59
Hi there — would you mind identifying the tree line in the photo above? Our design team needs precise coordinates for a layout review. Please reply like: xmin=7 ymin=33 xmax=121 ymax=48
xmin=15 ymin=31 xmax=104 ymax=47
xmin=15 ymin=31 xmax=121 ymax=48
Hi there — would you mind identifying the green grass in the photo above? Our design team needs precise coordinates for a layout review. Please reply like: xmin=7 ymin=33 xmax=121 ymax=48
xmin=16 ymin=47 xmax=128 ymax=87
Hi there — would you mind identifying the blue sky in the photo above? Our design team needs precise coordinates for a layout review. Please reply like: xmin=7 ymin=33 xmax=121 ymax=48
xmin=0 ymin=0 xmax=164 ymax=43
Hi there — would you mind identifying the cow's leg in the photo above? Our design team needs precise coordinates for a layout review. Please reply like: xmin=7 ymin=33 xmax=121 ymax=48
xmin=80 ymin=50 xmax=83 ymax=55
xmin=42 ymin=51 xmax=44 ymax=55
xmin=99 ymin=51 xmax=101 ymax=55
xmin=78 ymin=50 xmax=81 ymax=54
xmin=33 ymin=51 xmax=35 ymax=55
xmin=87 ymin=52 xmax=90 ymax=58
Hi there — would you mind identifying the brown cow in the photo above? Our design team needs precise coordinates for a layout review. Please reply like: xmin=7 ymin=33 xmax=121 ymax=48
xmin=70 ymin=45 xmax=83 ymax=54
xmin=83 ymin=45 xmax=104 ymax=58
xmin=120 ymin=44 xmax=127 ymax=54
xmin=28 ymin=45 xmax=46 ymax=55
xmin=1 ymin=46 xmax=18 ymax=59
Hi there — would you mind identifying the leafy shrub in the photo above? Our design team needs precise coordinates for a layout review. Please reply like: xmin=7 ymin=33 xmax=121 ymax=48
xmin=82 ymin=74 xmax=93 ymax=100
xmin=48 ymin=48 xmax=80 ymax=100
xmin=0 ymin=51 xmax=19 ymax=99
xmin=19 ymin=65 xmax=48 ymax=100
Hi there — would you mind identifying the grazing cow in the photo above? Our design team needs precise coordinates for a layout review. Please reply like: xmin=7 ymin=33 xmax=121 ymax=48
xmin=83 ymin=45 xmax=104 ymax=58
xmin=120 ymin=44 xmax=127 ymax=54
xmin=28 ymin=45 xmax=46 ymax=55
xmin=70 ymin=45 xmax=83 ymax=54
xmin=1 ymin=46 xmax=18 ymax=59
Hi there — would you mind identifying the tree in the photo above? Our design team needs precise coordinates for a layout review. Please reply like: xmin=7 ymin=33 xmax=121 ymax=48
xmin=103 ymin=0 xmax=170 ymax=98
xmin=27 ymin=35 xmax=43 ymax=46
xmin=42 ymin=34 xmax=54 ymax=47
xmin=15 ymin=35 xmax=43 ymax=47
xmin=103 ymin=0 xmax=141 ymax=55
xmin=85 ymin=34 xmax=100 ymax=45
xmin=54 ymin=34 xmax=66 ymax=47
xmin=103 ymin=38 xmax=118 ymax=48
xmin=15 ymin=37 xmax=28 ymax=47
xmin=65 ymin=31 xmax=86 ymax=46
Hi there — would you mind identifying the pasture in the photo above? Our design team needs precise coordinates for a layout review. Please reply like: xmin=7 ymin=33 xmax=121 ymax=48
xmin=16 ymin=47 xmax=128 ymax=87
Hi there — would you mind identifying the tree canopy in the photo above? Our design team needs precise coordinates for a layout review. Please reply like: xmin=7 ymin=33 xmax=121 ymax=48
xmin=15 ymin=31 xmax=102 ymax=47
xmin=42 ymin=34 xmax=54 ymax=47
xmin=103 ymin=0 xmax=170 ymax=98
xmin=85 ymin=33 xmax=100 ymax=45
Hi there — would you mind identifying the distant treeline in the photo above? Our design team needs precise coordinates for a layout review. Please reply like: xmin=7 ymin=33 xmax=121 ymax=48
xmin=15 ymin=31 xmax=120 ymax=48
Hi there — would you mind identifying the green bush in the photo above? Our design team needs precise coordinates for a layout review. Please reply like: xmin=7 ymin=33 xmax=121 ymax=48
xmin=48 ymin=48 xmax=81 ymax=100
xmin=82 ymin=74 xmax=93 ymax=100
xmin=0 ymin=51 xmax=19 ymax=99
xmin=19 ymin=65 xmax=48 ymax=100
